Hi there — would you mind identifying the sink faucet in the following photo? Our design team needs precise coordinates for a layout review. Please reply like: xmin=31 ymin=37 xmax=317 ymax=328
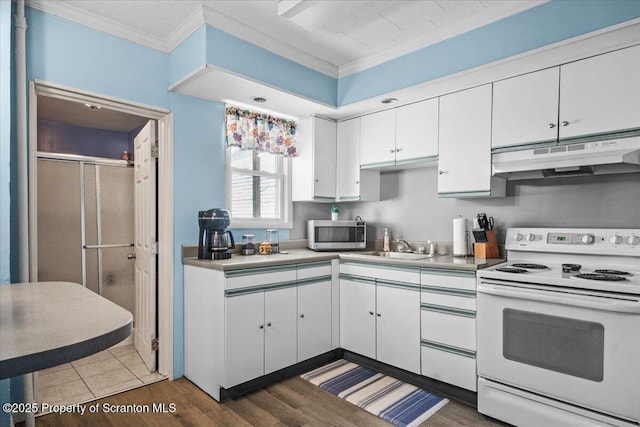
xmin=395 ymin=240 xmax=413 ymax=252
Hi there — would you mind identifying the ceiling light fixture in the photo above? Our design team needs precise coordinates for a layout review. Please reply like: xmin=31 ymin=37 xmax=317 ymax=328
xmin=251 ymin=96 xmax=268 ymax=103
xmin=84 ymin=103 xmax=101 ymax=111
xmin=381 ymin=98 xmax=398 ymax=104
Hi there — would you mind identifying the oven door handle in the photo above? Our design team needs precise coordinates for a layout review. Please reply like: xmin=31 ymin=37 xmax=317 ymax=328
xmin=478 ymin=282 xmax=640 ymax=314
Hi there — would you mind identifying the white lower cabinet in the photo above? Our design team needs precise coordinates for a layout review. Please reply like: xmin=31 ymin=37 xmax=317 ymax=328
xmin=297 ymin=277 xmax=332 ymax=362
xmin=184 ymin=261 xmax=335 ymax=401
xmin=225 ymin=291 xmax=265 ymax=387
xmin=340 ymin=276 xmax=376 ymax=359
xmin=340 ymin=262 xmax=421 ymax=374
xmin=420 ymin=269 xmax=477 ymax=391
xmin=224 ymin=278 xmax=298 ymax=387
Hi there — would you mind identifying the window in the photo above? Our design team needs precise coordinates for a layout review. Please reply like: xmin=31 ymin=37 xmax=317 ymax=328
xmin=226 ymin=146 xmax=292 ymax=228
xmin=224 ymin=105 xmax=296 ymax=228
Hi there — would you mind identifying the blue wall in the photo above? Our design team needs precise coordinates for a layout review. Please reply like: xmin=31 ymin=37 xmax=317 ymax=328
xmin=38 ymin=121 xmax=130 ymax=159
xmin=1 ymin=1 xmax=13 ymax=424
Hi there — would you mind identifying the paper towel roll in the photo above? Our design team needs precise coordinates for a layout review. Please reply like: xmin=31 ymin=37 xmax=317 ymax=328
xmin=453 ymin=217 xmax=467 ymax=256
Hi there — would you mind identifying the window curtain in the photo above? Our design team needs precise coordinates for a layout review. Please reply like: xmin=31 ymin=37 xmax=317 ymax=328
xmin=225 ymin=106 xmax=297 ymax=157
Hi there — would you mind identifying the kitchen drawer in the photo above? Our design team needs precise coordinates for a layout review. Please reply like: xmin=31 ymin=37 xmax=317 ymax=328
xmin=421 ymin=270 xmax=476 ymax=292
xmin=421 ymin=341 xmax=476 ymax=391
xmin=342 ymin=262 xmax=420 ymax=284
xmin=421 ymin=305 xmax=476 ymax=350
xmin=297 ymin=262 xmax=332 ymax=280
xmin=225 ymin=266 xmax=297 ymax=290
xmin=421 ymin=289 xmax=476 ymax=311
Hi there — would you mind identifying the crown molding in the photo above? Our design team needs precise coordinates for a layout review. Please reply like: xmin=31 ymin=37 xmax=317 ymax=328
xmin=202 ymin=4 xmax=339 ymax=79
xmin=25 ymin=0 xmax=172 ymax=52
xmin=165 ymin=5 xmax=206 ymax=53
xmin=338 ymin=0 xmax=548 ymax=77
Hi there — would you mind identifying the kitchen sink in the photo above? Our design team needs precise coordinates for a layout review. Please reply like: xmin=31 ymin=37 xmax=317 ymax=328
xmin=359 ymin=251 xmax=434 ymax=260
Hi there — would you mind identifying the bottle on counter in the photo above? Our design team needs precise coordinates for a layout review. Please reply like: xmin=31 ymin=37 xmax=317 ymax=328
xmin=383 ymin=228 xmax=390 ymax=252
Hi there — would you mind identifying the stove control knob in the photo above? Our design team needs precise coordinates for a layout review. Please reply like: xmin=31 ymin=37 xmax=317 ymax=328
xmin=627 ymin=235 xmax=640 ymax=245
xmin=581 ymin=234 xmax=594 ymax=244
xmin=513 ymin=233 xmax=523 ymax=241
xmin=526 ymin=233 xmax=536 ymax=242
xmin=609 ymin=235 xmax=622 ymax=245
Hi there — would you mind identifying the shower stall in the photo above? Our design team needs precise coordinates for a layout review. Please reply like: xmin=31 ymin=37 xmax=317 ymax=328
xmin=37 ymin=154 xmax=135 ymax=317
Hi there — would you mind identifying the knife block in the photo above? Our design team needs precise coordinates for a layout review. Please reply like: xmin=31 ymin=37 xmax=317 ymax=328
xmin=474 ymin=230 xmax=500 ymax=259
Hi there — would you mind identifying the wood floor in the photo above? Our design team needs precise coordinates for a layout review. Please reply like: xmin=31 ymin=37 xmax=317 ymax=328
xmin=36 ymin=376 xmax=509 ymax=426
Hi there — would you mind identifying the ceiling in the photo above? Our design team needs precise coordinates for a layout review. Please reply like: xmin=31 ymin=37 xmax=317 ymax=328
xmin=30 ymin=0 xmax=547 ymax=129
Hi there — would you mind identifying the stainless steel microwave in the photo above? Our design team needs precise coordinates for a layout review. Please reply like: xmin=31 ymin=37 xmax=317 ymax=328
xmin=307 ymin=220 xmax=366 ymax=251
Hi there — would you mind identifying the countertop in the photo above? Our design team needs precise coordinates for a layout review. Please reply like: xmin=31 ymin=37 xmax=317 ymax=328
xmin=183 ymin=248 xmax=504 ymax=272
xmin=0 ymin=281 xmax=133 ymax=379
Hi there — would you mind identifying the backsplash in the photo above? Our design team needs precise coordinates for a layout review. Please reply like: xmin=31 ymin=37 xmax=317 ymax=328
xmin=295 ymin=167 xmax=640 ymax=244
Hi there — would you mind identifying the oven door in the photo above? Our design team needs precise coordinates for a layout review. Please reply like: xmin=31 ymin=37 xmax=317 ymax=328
xmin=477 ymin=280 xmax=640 ymax=422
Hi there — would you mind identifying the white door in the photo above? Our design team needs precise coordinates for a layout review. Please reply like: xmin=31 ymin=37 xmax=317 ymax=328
xmin=264 ymin=286 xmax=298 ymax=374
xmin=395 ymin=98 xmax=439 ymax=162
xmin=298 ymin=279 xmax=332 ymax=362
xmin=492 ymin=67 xmax=560 ymax=148
xmin=134 ymin=120 xmax=157 ymax=371
xmin=339 ymin=277 xmax=376 ymax=359
xmin=360 ymin=109 xmax=396 ymax=167
xmin=438 ymin=84 xmax=492 ymax=195
xmin=376 ymin=284 xmax=421 ymax=374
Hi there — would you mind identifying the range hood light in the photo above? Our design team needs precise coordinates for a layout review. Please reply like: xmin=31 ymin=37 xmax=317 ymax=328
xmin=251 ymin=96 xmax=267 ymax=103
xmin=381 ymin=97 xmax=398 ymax=104
xmin=84 ymin=103 xmax=101 ymax=111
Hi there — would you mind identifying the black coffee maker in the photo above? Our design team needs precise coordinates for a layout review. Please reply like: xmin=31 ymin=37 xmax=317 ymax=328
xmin=198 ymin=208 xmax=235 ymax=260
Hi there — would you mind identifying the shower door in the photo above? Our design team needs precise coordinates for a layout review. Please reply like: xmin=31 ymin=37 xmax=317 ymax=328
xmin=37 ymin=157 xmax=135 ymax=318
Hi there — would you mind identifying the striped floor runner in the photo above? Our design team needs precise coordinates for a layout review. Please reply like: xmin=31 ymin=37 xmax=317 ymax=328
xmin=301 ymin=359 xmax=448 ymax=427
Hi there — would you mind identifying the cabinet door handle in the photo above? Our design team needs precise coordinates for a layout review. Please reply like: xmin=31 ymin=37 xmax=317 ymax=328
xmin=300 ymin=314 xmax=304 ymax=318
xmin=389 ymin=149 xmax=395 ymax=153
xmin=369 ymin=311 xmax=374 ymax=316
xmin=548 ymin=123 xmax=556 ymax=129
xmin=259 ymin=324 xmax=264 ymax=329
xmin=438 ymin=170 xmax=445 ymax=175
xmin=315 ymin=179 xmax=319 ymax=182
xmin=395 ymin=148 xmax=402 ymax=152
xmin=355 ymin=181 xmax=359 ymax=184
xmin=561 ymin=121 xmax=570 ymax=126
xmin=267 ymin=322 xmax=272 ymax=327
xmin=377 ymin=313 xmax=382 ymax=317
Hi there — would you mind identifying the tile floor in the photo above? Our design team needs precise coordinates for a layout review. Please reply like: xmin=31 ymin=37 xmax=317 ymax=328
xmin=37 ymin=344 xmax=165 ymax=412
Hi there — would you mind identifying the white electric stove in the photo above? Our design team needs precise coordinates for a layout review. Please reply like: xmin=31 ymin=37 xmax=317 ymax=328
xmin=477 ymin=228 xmax=640 ymax=427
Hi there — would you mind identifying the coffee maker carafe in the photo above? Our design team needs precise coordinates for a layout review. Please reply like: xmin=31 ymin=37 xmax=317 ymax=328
xmin=198 ymin=208 xmax=235 ymax=260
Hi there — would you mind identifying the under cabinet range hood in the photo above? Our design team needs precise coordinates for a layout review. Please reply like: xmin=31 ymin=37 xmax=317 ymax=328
xmin=492 ymin=136 xmax=640 ymax=180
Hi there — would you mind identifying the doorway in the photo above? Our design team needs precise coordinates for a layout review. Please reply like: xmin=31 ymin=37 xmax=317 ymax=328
xmin=27 ymin=81 xmax=174 ymax=410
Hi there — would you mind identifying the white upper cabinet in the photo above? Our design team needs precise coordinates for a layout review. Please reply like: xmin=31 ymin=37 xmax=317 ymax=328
xmin=492 ymin=67 xmax=560 ymax=149
xmin=360 ymin=109 xmax=396 ymax=168
xmin=439 ymin=84 xmax=504 ymax=197
xmin=292 ymin=116 xmax=337 ymax=202
xmin=337 ymin=118 xmax=380 ymax=202
xmin=395 ymin=99 xmax=439 ymax=163
xmin=359 ymin=100 xmax=439 ymax=169
xmin=559 ymin=44 xmax=640 ymax=141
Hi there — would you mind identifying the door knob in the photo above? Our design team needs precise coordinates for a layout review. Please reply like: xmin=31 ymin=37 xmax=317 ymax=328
xmin=267 ymin=322 xmax=272 ymax=327
xmin=127 ymin=253 xmax=136 ymax=260
xmin=259 ymin=324 xmax=264 ymax=329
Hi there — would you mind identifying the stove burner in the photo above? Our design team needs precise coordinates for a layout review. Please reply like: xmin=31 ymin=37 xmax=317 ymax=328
xmin=511 ymin=263 xmax=549 ymax=270
xmin=575 ymin=273 xmax=628 ymax=282
xmin=496 ymin=267 xmax=529 ymax=274
xmin=562 ymin=263 xmax=582 ymax=273
xmin=594 ymin=269 xmax=631 ymax=276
